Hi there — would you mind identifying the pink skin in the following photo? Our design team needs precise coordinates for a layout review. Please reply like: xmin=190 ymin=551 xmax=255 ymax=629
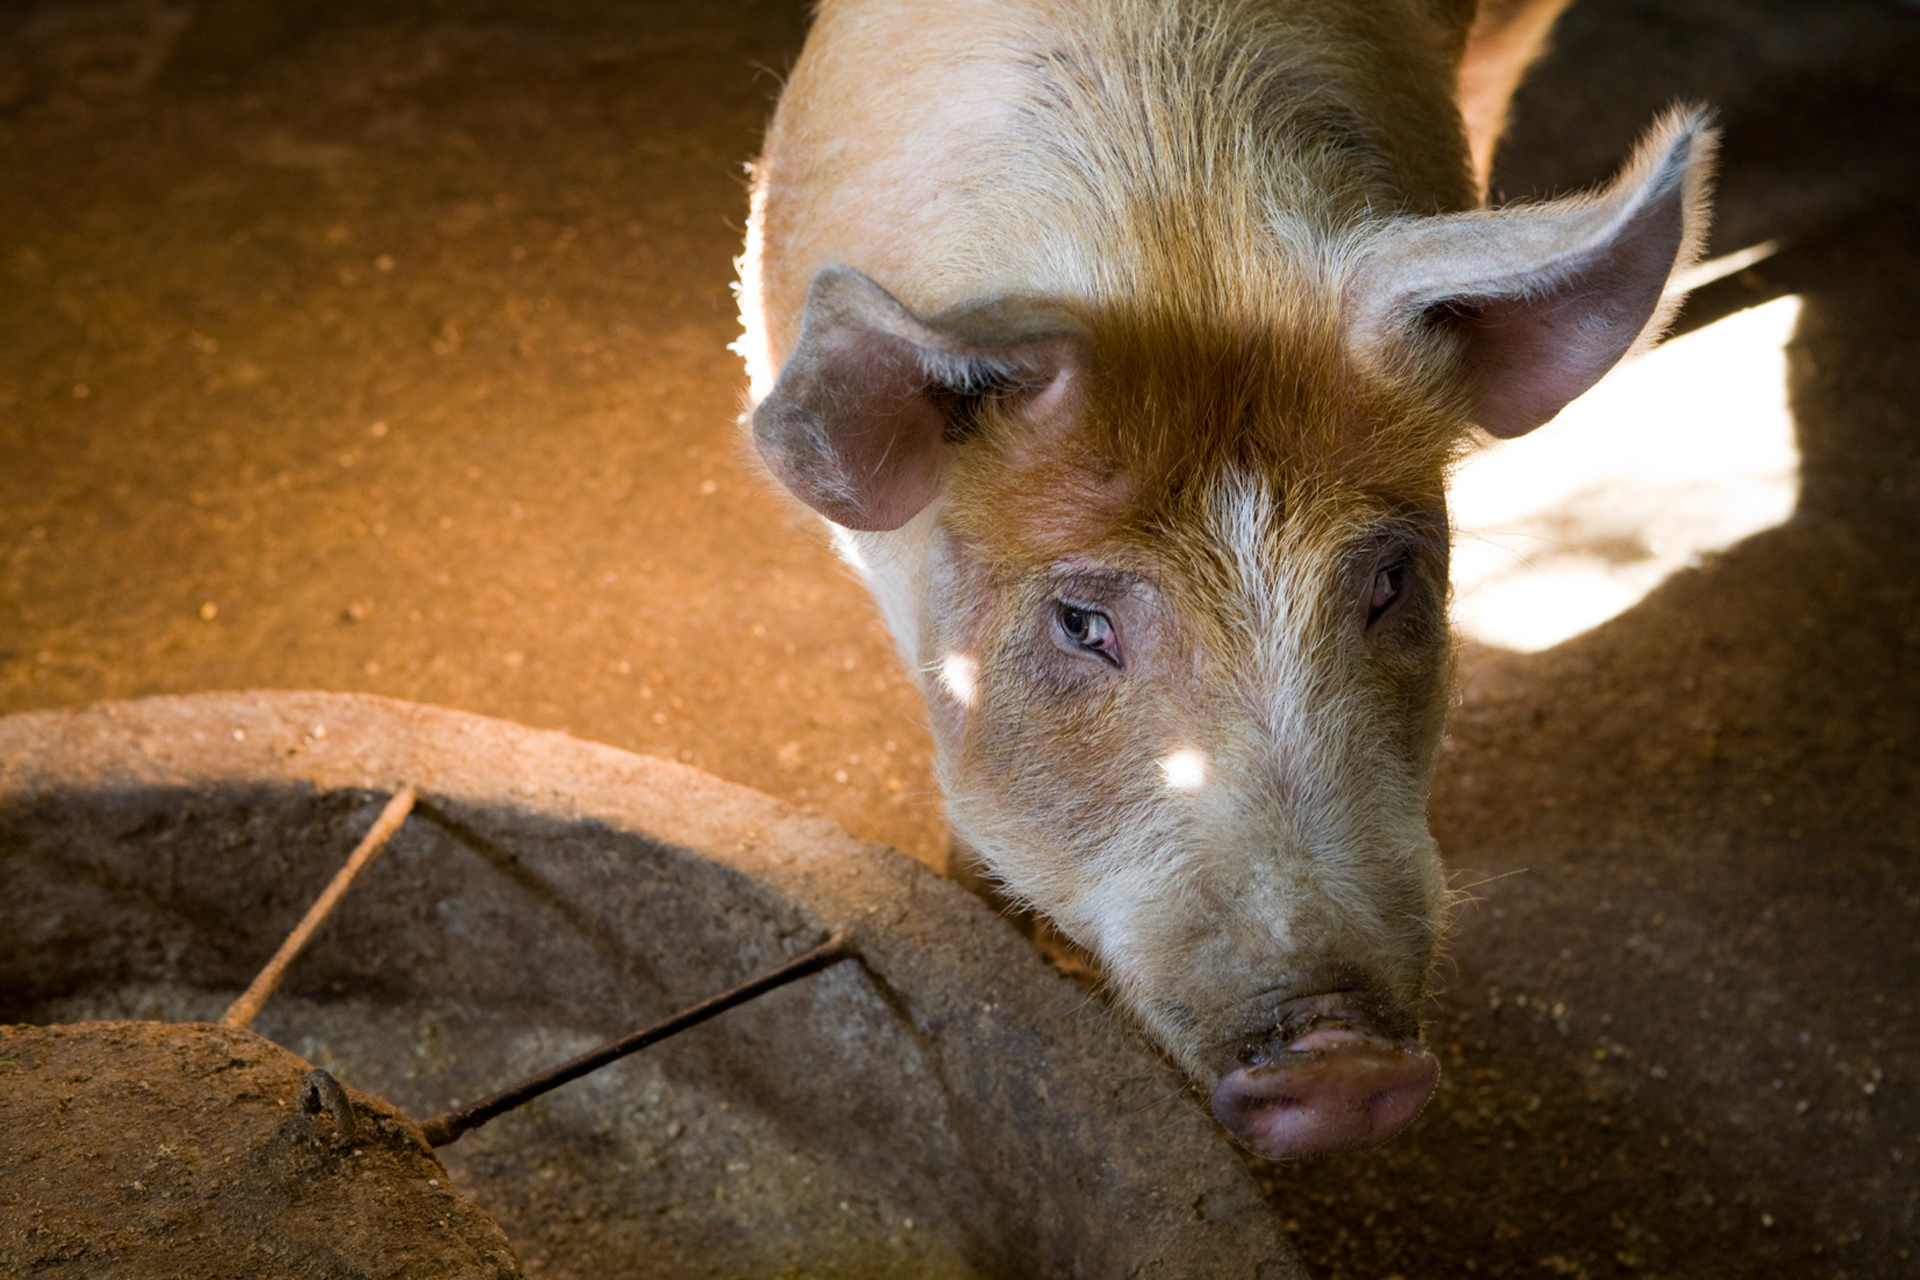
xmin=1211 ymin=1027 xmax=1441 ymax=1161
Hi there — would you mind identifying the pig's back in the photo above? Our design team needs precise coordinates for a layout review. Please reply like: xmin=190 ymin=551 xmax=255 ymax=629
xmin=739 ymin=0 xmax=1474 ymax=396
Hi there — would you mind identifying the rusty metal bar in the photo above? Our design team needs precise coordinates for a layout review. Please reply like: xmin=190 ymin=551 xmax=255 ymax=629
xmin=221 ymin=786 xmax=417 ymax=1030
xmin=298 ymin=1068 xmax=358 ymax=1149
xmin=419 ymin=932 xmax=855 ymax=1148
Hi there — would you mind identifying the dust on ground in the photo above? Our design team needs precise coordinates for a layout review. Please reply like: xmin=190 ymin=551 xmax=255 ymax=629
xmin=1 ymin=1 xmax=1913 ymax=1276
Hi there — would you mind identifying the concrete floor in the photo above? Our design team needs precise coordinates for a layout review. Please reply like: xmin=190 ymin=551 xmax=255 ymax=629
xmin=1 ymin=1 xmax=1914 ymax=1276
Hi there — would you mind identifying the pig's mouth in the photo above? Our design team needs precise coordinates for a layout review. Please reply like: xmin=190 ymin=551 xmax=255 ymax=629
xmin=1210 ymin=994 xmax=1439 ymax=1161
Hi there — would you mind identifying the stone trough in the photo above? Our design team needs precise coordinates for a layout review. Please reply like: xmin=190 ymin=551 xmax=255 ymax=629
xmin=0 ymin=692 xmax=1296 ymax=1279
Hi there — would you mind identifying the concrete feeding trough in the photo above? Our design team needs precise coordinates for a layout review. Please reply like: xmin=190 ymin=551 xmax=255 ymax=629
xmin=0 ymin=691 xmax=1297 ymax=1278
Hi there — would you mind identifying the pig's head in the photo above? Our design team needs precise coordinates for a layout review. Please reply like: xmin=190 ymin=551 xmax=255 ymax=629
xmin=751 ymin=110 xmax=1713 ymax=1159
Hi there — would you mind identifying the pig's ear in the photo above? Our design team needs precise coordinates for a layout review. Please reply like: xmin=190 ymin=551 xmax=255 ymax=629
xmin=753 ymin=266 xmax=1082 ymax=531
xmin=1347 ymin=107 xmax=1716 ymax=439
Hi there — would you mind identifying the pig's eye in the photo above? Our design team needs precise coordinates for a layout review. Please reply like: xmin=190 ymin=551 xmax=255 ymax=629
xmin=1054 ymin=602 xmax=1121 ymax=667
xmin=1367 ymin=559 xmax=1407 ymax=628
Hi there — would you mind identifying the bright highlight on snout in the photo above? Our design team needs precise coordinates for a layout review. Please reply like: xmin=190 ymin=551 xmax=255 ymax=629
xmin=1158 ymin=748 xmax=1209 ymax=793
xmin=1451 ymin=292 xmax=1802 ymax=652
xmin=938 ymin=652 xmax=978 ymax=708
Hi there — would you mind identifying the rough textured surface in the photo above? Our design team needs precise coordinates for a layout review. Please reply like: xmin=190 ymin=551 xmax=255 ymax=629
xmin=0 ymin=0 xmax=949 ymax=871
xmin=0 ymin=690 xmax=1297 ymax=1280
xmin=0 ymin=1020 xmax=522 ymax=1280
xmin=0 ymin=1 xmax=1914 ymax=1276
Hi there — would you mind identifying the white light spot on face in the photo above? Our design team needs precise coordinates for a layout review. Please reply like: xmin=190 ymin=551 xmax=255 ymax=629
xmin=1451 ymin=295 xmax=1802 ymax=652
xmin=1159 ymin=747 xmax=1209 ymax=793
xmin=938 ymin=652 xmax=978 ymax=709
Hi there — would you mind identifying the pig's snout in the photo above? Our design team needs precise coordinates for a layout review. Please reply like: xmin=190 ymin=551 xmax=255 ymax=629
xmin=1210 ymin=992 xmax=1439 ymax=1161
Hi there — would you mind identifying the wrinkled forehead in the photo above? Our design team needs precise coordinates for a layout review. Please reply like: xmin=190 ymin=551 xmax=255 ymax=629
xmin=943 ymin=309 xmax=1463 ymax=583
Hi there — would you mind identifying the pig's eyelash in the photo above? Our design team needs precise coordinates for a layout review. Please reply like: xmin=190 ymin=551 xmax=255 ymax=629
xmin=917 ymin=351 xmax=1033 ymax=398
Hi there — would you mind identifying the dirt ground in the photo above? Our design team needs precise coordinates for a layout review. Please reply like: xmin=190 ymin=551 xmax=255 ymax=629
xmin=0 ymin=1 xmax=1913 ymax=1277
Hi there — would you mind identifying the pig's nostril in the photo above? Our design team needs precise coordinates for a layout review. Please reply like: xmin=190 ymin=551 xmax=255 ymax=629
xmin=1212 ymin=989 xmax=1436 ymax=1160
xmin=1210 ymin=1038 xmax=1439 ymax=1161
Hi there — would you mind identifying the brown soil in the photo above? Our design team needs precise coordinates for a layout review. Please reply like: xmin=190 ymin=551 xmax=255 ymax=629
xmin=0 ymin=1020 xmax=521 ymax=1278
xmin=1 ymin=2 xmax=1913 ymax=1277
xmin=0 ymin=0 xmax=945 ymax=869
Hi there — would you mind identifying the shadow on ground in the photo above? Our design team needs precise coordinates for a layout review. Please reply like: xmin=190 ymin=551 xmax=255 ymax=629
xmin=0 ymin=1 xmax=1913 ymax=1276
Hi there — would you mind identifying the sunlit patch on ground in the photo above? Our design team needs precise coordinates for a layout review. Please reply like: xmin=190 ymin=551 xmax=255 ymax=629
xmin=1449 ymin=295 xmax=1803 ymax=652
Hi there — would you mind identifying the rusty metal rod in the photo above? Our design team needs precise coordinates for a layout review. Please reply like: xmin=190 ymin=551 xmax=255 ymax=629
xmin=419 ymin=932 xmax=854 ymax=1148
xmin=220 ymin=786 xmax=417 ymax=1030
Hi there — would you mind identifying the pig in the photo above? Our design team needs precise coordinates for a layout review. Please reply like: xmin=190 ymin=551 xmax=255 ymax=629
xmin=733 ymin=0 xmax=1713 ymax=1161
